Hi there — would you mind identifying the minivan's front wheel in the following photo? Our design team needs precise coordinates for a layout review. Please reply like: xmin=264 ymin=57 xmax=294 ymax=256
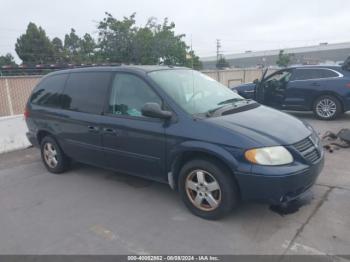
xmin=178 ymin=159 xmax=238 ymax=220
xmin=313 ymin=95 xmax=341 ymax=120
xmin=41 ymin=136 xmax=70 ymax=174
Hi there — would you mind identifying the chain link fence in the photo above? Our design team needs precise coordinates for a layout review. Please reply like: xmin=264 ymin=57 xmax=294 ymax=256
xmin=0 ymin=76 xmax=41 ymax=117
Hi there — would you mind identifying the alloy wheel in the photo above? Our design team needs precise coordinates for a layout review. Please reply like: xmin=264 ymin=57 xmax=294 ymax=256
xmin=316 ymin=98 xmax=337 ymax=118
xmin=43 ymin=142 xmax=58 ymax=168
xmin=185 ymin=169 xmax=222 ymax=211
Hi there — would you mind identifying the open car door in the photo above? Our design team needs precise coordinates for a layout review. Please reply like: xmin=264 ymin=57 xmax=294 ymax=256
xmin=255 ymin=68 xmax=268 ymax=103
xmin=342 ymin=56 xmax=350 ymax=71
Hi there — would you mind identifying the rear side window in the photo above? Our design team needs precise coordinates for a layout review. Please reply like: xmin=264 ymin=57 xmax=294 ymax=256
xmin=292 ymin=69 xmax=339 ymax=81
xmin=62 ymin=72 xmax=112 ymax=114
xmin=31 ymin=74 xmax=68 ymax=107
xmin=321 ymin=69 xmax=339 ymax=78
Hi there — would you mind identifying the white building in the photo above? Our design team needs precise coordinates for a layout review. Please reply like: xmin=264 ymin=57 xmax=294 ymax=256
xmin=201 ymin=42 xmax=350 ymax=69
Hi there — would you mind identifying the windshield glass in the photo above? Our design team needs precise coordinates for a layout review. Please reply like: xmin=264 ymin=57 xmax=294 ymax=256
xmin=148 ymin=69 xmax=244 ymax=115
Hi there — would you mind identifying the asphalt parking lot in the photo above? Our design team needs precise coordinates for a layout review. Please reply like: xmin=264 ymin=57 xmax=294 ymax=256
xmin=0 ymin=112 xmax=349 ymax=256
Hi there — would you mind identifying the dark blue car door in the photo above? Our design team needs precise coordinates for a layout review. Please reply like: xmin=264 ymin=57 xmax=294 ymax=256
xmin=100 ymin=72 xmax=167 ymax=181
xmin=285 ymin=68 xmax=341 ymax=110
xmin=58 ymin=72 xmax=112 ymax=166
xmin=283 ymin=69 xmax=313 ymax=110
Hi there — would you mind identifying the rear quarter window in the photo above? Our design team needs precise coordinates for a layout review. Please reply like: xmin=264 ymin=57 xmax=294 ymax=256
xmin=292 ymin=69 xmax=339 ymax=81
xmin=320 ymin=69 xmax=339 ymax=78
xmin=30 ymin=74 xmax=68 ymax=107
xmin=62 ymin=72 xmax=112 ymax=114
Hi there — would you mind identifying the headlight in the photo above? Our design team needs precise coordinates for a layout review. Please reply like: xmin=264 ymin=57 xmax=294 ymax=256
xmin=245 ymin=146 xmax=293 ymax=165
xmin=304 ymin=121 xmax=315 ymax=133
xmin=303 ymin=122 xmax=320 ymax=145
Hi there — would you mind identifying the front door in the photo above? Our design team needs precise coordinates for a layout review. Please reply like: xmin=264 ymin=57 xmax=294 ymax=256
xmin=100 ymin=72 xmax=167 ymax=181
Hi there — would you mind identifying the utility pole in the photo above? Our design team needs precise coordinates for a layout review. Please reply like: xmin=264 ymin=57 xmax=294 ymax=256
xmin=190 ymin=35 xmax=194 ymax=69
xmin=216 ymin=39 xmax=221 ymax=64
xmin=216 ymin=39 xmax=222 ymax=80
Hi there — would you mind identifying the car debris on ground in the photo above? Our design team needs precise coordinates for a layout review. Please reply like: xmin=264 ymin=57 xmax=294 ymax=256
xmin=322 ymin=128 xmax=350 ymax=153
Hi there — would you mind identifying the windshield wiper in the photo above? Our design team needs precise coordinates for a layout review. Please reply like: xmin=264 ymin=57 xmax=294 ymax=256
xmin=217 ymin=98 xmax=244 ymax=106
xmin=206 ymin=99 xmax=255 ymax=117
xmin=206 ymin=104 xmax=233 ymax=117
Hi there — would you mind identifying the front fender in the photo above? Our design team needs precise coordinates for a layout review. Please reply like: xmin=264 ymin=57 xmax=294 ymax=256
xmin=167 ymin=140 xmax=254 ymax=190
xmin=168 ymin=140 xmax=240 ymax=172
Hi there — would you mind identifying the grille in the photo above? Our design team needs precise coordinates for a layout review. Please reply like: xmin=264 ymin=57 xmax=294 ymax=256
xmin=293 ymin=136 xmax=321 ymax=163
xmin=294 ymin=137 xmax=314 ymax=152
xmin=304 ymin=148 xmax=321 ymax=163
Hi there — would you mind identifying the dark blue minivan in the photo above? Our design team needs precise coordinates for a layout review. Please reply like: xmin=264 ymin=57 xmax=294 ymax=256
xmin=232 ymin=65 xmax=350 ymax=120
xmin=25 ymin=66 xmax=324 ymax=219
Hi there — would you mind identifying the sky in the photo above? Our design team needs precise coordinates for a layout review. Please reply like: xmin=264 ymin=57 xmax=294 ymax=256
xmin=1 ymin=0 xmax=350 ymax=62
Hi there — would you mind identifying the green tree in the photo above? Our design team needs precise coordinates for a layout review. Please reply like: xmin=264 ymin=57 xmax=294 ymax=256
xmin=80 ymin=33 xmax=97 ymax=63
xmin=276 ymin=50 xmax=293 ymax=67
xmin=0 ymin=53 xmax=17 ymax=67
xmin=62 ymin=30 xmax=98 ymax=64
xmin=15 ymin=22 xmax=54 ymax=64
xmin=97 ymin=12 xmax=137 ymax=63
xmin=152 ymin=18 xmax=188 ymax=66
xmin=216 ymin=56 xmax=230 ymax=69
xmin=13 ymin=14 xmax=202 ymax=68
xmin=97 ymin=13 xmax=202 ymax=68
xmin=51 ymin=37 xmax=66 ymax=63
xmin=185 ymin=50 xmax=202 ymax=70
xmin=64 ymin=29 xmax=83 ymax=63
xmin=132 ymin=25 xmax=157 ymax=64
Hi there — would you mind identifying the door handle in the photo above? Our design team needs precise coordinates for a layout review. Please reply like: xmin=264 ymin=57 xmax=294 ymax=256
xmin=103 ymin=127 xmax=117 ymax=135
xmin=87 ymin=126 xmax=99 ymax=133
xmin=311 ymin=82 xmax=320 ymax=86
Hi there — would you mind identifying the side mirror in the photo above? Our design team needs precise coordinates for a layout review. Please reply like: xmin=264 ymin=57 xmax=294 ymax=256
xmin=141 ymin=102 xmax=172 ymax=119
xmin=253 ymin=78 xmax=259 ymax=84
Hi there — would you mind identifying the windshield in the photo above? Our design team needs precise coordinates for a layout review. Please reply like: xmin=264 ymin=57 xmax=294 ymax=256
xmin=148 ymin=69 xmax=244 ymax=115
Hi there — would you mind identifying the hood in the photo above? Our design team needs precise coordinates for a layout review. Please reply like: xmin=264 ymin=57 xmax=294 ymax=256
xmin=204 ymin=105 xmax=311 ymax=147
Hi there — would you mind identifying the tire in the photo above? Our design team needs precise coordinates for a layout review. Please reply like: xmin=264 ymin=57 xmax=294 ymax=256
xmin=40 ymin=136 xmax=70 ymax=174
xmin=178 ymin=158 xmax=238 ymax=220
xmin=313 ymin=95 xmax=341 ymax=120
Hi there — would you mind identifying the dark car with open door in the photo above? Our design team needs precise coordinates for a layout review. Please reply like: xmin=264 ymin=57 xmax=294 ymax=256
xmin=232 ymin=65 xmax=350 ymax=120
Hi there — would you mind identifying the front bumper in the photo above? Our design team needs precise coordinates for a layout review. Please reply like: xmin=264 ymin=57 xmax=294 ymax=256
xmin=235 ymin=155 xmax=324 ymax=205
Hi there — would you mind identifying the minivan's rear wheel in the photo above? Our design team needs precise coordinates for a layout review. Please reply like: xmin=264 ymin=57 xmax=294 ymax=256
xmin=313 ymin=95 xmax=341 ymax=120
xmin=41 ymin=136 xmax=70 ymax=174
xmin=179 ymin=159 xmax=238 ymax=220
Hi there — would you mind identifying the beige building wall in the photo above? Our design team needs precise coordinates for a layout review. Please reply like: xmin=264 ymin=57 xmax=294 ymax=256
xmin=202 ymin=68 xmax=276 ymax=87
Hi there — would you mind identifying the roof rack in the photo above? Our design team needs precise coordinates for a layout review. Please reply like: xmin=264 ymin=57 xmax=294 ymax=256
xmin=0 ymin=63 xmax=123 ymax=76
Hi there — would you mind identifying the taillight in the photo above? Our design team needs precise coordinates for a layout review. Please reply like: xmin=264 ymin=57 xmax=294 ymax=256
xmin=346 ymin=83 xmax=350 ymax=88
xmin=24 ymin=107 xmax=30 ymax=119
